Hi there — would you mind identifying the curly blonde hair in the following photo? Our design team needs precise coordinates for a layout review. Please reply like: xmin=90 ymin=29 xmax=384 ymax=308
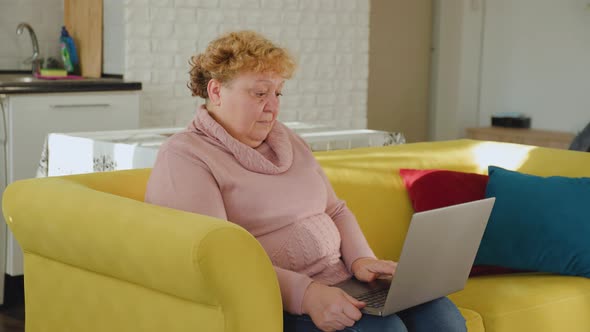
xmin=188 ymin=30 xmax=297 ymax=99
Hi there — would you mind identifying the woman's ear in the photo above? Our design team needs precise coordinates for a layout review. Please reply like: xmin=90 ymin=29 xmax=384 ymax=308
xmin=207 ymin=79 xmax=222 ymax=106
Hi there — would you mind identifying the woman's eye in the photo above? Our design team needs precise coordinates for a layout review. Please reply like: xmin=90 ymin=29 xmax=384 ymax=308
xmin=255 ymin=92 xmax=267 ymax=97
xmin=276 ymin=92 xmax=283 ymax=97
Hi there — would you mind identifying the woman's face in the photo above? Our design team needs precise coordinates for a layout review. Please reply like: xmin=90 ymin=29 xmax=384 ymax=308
xmin=208 ymin=72 xmax=285 ymax=148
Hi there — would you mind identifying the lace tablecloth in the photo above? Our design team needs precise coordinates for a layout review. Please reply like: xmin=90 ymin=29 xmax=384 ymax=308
xmin=37 ymin=124 xmax=405 ymax=177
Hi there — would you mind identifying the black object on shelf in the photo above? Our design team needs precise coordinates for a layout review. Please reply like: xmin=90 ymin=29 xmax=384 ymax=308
xmin=491 ymin=113 xmax=531 ymax=128
xmin=569 ymin=122 xmax=590 ymax=152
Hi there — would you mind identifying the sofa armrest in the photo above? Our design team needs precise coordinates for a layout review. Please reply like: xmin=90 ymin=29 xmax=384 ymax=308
xmin=2 ymin=176 xmax=282 ymax=331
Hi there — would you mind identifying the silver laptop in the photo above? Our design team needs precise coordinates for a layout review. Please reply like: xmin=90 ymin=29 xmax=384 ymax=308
xmin=335 ymin=197 xmax=495 ymax=316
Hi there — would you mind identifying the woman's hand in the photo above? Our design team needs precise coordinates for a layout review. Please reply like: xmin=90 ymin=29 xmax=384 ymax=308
xmin=301 ymin=282 xmax=366 ymax=332
xmin=351 ymin=257 xmax=398 ymax=283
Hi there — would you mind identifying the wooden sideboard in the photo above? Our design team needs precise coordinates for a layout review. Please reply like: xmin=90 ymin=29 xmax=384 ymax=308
xmin=466 ymin=127 xmax=575 ymax=150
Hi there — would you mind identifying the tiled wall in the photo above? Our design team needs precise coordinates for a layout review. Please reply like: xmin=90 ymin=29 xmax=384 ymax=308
xmin=0 ymin=0 xmax=63 ymax=71
xmin=124 ymin=0 xmax=370 ymax=129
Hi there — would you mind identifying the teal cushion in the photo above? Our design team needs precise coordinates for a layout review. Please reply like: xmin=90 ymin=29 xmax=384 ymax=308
xmin=474 ymin=166 xmax=590 ymax=277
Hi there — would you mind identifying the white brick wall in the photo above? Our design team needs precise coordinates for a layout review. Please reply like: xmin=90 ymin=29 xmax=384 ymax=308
xmin=124 ymin=0 xmax=370 ymax=129
xmin=0 ymin=0 xmax=64 ymax=71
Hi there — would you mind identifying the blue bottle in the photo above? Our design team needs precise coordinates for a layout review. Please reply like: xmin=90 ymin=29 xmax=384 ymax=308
xmin=60 ymin=26 xmax=80 ymax=75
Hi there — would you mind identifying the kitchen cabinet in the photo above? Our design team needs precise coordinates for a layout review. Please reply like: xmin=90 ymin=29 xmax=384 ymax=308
xmin=0 ymin=91 xmax=140 ymax=281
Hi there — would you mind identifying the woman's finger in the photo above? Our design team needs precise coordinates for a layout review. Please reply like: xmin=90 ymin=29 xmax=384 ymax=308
xmin=336 ymin=314 xmax=356 ymax=328
xmin=343 ymin=292 xmax=366 ymax=311
xmin=360 ymin=270 xmax=378 ymax=282
xmin=366 ymin=261 xmax=395 ymax=275
xmin=341 ymin=299 xmax=363 ymax=323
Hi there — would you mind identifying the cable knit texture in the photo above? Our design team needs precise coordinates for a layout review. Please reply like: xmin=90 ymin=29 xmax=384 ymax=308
xmin=145 ymin=105 xmax=376 ymax=314
xmin=195 ymin=105 xmax=293 ymax=174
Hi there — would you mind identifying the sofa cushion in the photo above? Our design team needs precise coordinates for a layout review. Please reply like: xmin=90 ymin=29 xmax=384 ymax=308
xmin=476 ymin=166 xmax=590 ymax=277
xmin=399 ymin=169 xmax=489 ymax=212
xmin=458 ymin=307 xmax=484 ymax=332
xmin=399 ymin=168 xmax=521 ymax=276
xmin=449 ymin=274 xmax=590 ymax=332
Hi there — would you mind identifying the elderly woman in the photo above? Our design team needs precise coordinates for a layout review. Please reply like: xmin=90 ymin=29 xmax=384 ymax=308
xmin=145 ymin=31 xmax=466 ymax=332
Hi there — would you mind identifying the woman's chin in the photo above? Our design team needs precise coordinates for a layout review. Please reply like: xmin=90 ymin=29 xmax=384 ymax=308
xmin=250 ymin=131 xmax=272 ymax=145
xmin=241 ymin=130 xmax=270 ymax=147
xmin=256 ymin=122 xmax=274 ymax=134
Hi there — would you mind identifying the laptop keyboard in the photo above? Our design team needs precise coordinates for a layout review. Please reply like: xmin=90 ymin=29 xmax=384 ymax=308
xmin=354 ymin=288 xmax=388 ymax=308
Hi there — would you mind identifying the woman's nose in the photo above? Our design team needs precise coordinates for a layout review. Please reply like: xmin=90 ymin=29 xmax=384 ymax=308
xmin=265 ymin=94 xmax=280 ymax=113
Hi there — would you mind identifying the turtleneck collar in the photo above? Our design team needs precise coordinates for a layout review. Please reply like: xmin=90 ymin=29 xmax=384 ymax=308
xmin=189 ymin=105 xmax=293 ymax=175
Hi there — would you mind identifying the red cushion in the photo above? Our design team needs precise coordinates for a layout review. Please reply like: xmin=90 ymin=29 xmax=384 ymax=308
xmin=399 ymin=169 xmax=489 ymax=212
xmin=399 ymin=169 xmax=521 ymax=276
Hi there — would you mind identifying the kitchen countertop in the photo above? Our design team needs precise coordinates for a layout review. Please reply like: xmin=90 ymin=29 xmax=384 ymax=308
xmin=0 ymin=71 xmax=142 ymax=94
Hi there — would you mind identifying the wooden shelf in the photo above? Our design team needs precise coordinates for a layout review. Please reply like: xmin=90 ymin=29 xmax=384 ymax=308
xmin=466 ymin=127 xmax=575 ymax=149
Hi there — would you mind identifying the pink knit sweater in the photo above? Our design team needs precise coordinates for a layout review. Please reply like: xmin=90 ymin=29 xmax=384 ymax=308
xmin=145 ymin=106 xmax=376 ymax=314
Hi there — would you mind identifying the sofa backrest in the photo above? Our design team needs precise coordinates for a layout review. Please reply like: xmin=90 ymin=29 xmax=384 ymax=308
xmin=59 ymin=139 xmax=590 ymax=263
xmin=314 ymin=139 xmax=590 ymax=261
xmin=64 ymin=168 xmax=152 ymax=202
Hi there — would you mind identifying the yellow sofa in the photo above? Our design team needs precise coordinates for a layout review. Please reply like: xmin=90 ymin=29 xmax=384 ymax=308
xmin=3 ymin=139 xmax=590 ymax=331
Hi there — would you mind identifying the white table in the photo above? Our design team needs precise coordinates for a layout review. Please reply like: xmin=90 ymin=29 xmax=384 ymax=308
xmin=38 ymin=124 xmax=405 ymax=177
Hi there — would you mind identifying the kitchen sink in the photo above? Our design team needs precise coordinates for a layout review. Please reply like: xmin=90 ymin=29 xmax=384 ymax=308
xmin=0 ymin=74 xmax=40 ymax=83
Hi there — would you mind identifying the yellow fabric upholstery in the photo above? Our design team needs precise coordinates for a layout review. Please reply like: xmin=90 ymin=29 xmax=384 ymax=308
xmin=460 ymin=308 xmax=485 ymax=332
xmin=315 ymin=139 xmax=590 ymax=331
xmin=449 ymin=274 xmax=590 ymax=332
xmin=3 ymin=139 xmax=590 ymax=331
xmin=24 ymin=254 xmax=223 ymax=331
xmin=3 ymin=171 xmax=282 ymax=332
xmin=315 ymin=139 xmax=590 ymax=262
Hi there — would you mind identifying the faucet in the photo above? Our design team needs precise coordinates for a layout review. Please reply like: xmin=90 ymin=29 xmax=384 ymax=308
xmin=16 ymin=22 xmax=43 ymax=76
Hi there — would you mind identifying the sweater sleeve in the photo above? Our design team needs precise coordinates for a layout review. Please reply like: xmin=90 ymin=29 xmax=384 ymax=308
xmin=317 ymin=166 xmax=376 ymax=272
xmin=274 ymin=266 xmax=314 ymax=315
xmin=145 ymin=147 xmax=228 ymax=220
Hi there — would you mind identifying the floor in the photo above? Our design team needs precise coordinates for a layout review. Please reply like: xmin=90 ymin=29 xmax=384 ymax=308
xmin=0 ymin=276 xmax=25 ymax=332
xmin=0 ymin=312 xmax=24 ymax=332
